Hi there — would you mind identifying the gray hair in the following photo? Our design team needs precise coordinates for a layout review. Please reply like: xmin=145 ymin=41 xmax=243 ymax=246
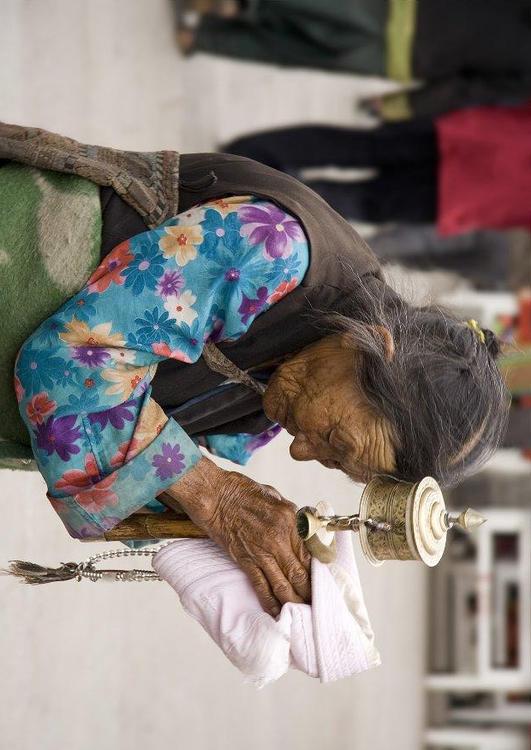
xmin=329 ymin=276 xmax=510 ymax=487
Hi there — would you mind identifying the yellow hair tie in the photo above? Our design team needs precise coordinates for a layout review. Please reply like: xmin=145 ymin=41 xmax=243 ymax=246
xmin=466 ymin=319 xmax=486 ymax=344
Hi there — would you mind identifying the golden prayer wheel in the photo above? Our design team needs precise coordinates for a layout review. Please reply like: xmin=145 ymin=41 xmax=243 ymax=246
xmin=296 ymin=476 xmax=486 ymax=568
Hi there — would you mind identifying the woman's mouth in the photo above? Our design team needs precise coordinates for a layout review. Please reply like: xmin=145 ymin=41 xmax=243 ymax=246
xmin=321 ymin=459 xmax=341 ymax=470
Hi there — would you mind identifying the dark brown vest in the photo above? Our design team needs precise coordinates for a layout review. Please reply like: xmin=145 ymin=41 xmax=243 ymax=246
xmin=147 ymin=153 xmax=383 ymax=438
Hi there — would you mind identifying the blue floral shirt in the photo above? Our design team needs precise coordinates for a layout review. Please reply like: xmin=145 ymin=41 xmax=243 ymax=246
xmin=15 ymin=196 xmax=309 ymax=540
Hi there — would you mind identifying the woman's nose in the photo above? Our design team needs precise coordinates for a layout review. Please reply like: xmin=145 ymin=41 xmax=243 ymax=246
xmin=289 ymin=434 xmax=315 ymax=462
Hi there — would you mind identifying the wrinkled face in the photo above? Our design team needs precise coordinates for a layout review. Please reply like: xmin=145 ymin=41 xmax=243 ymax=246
xmin=262 ymin=334 xmax=396 ymax=483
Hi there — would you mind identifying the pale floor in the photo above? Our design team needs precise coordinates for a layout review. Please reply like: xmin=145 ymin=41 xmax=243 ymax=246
xmin=0 ymin=3 xmax=426 ymax=749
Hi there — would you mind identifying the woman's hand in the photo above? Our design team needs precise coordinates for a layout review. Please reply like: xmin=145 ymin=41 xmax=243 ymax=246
xmin=164 ymin=456 xmax=311 ymax=617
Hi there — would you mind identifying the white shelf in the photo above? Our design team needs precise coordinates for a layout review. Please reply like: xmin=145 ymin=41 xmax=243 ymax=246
xmin=425 ymin=673 xmax=531 ymax=692
xmin=425 ymin=726 xmax=529 ymax=749
xmin=450 ymin=705 xmax=531 ymax=725
xmin=484 ymin=449 xmax=531 ymax=476
xmin=426 ymin=509 xmax=531 ymax=690
xmin=425 ymin=507 xmax=531 ymax=742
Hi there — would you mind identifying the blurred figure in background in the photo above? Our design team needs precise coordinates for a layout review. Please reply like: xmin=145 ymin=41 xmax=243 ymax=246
xmin=226 ymin=119 xmax=439 ymax=224
xmin=177 ymin=0 xmax=531 ymax=119
xmin=369 ymin=226 xmax=530 ymax=293
xmin=224 ymin=102 xmax=531 ymax=236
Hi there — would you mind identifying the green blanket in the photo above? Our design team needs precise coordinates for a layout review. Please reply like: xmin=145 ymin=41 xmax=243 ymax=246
xmin=0 ymin=164 xmax=101 ymax=469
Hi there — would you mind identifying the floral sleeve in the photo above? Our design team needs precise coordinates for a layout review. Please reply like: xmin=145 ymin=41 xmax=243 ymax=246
xmin=202 ymin=425 xmax=283 ymax=466
xmin=15 ymin=195 xmax=309 ymax=539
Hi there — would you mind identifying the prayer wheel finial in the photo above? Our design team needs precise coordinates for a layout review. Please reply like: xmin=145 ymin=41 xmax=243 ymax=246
xmin=446 ymin=508 xmax=486 ymax=531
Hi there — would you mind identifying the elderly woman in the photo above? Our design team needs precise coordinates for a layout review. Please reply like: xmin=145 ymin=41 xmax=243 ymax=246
xmin=1 ymin=123 xmax=508 ymax=617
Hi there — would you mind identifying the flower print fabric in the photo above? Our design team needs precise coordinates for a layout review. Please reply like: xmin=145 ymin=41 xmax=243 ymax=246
xmin=15 ymin=196 xmax=309 ymax=540
xmin=204 ymin=425 xmax=283 ymax=466
xmin=239 ymin=203 xmax=305 ymax=260
xmin=152 ymin=443 xmax=186 ymax=480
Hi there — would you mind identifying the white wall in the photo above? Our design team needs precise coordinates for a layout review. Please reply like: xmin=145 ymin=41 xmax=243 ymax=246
xmin=0 ymin=2 xmax=426 ymax=748
xmin=1 ymin=437 xmax=427 ymax=750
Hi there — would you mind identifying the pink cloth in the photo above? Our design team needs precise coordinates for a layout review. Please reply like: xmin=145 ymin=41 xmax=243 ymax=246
xmin=436 ymin=102 xmax=531 ymax=235
xmin=153 ymin=530 xmax=380 ymax=687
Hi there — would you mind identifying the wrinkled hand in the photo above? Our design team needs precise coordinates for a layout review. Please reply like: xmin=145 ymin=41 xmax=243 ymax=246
xmin=165 ymin=457 xmax=311 ymax=617
xmin=200 ymin=472 xmax=312 ymax=617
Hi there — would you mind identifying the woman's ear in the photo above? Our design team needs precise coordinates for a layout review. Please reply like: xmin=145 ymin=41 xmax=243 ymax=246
xmin=337 ymin=326 xmax=395 ymax=360
xmin=373 ymin=325 xmax=395 ymax=361
xmin=337 ymin=331 xmax=359 ymax=351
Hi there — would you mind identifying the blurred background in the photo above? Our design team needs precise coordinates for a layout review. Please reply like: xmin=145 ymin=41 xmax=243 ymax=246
xmin=1 ymin=2 xmax=530 ymax=749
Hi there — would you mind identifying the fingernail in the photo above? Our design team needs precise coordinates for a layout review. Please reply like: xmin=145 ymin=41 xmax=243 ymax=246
xmin=271 ymin=606 xmax=280 ymax=618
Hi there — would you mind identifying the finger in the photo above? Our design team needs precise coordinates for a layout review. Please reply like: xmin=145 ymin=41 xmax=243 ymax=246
xmin=287 ymin=531 xmax=312 ymax=602
xmin=286 ymin=556 xmax=311 ymax=603
xmin=284 ymin=546 xmax=311 ymax=602
xmin=241 ymin=562 xmax=282 ymax=618
xmin=291 ymin=526 xmax=312 ymax=570
xmin=260 ymin=554 xmax=306 ymax=607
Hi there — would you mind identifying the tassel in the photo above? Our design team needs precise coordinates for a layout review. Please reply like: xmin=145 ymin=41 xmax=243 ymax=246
xmin=1 ymin=560 xmax=79 ymax=585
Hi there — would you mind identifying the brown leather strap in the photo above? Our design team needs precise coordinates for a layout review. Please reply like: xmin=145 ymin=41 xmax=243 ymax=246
xmin=0 ymin=121 xmax=180 ymax=228
xmin=202 ymin=342 xmax=266 ymax=396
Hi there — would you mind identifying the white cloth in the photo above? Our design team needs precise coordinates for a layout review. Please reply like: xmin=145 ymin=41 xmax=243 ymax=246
xmin=153 ymin=516 xmax=380 ymax=687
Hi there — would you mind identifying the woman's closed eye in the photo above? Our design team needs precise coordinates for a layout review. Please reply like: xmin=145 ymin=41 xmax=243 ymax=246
xmin=321 ymin=430 xmax=346 ymax=470
xmin=325 ymin=432 xmax=370 ymax=481
xmin=328 ymin=428 xmax=348 ymax=452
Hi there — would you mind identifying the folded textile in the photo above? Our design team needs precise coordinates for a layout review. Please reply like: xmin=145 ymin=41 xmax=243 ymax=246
xmin=153 ymin=511 xmax=380 ymax=687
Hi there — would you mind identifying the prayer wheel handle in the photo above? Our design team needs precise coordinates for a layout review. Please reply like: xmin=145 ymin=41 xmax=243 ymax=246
xmin=4 ymin=478 xmax=486 ymax=585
